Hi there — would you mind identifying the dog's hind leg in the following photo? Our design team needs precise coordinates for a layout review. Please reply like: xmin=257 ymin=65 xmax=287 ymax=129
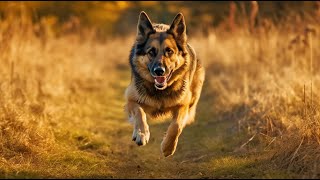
xmin=161 ymin=106 xmax=188 ymax=157
xmin=126 ymin=101 xmax=150 ymax=146
xmin=186 ymin=66 xmax=205 ymax=125
xmin=186 ymin=89 xmax=202 ymax=125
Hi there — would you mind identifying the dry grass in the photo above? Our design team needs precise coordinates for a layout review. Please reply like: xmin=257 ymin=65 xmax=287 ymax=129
xmin=0 ymin=12 xmax=131 ymax=178
xmin=191 ymin=18 xmax=320 ymax=177
xmin=0 ymin=10 xmax=319 ymax=178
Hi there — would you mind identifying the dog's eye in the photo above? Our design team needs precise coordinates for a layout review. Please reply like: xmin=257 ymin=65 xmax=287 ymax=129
xmin=147 ymin=48 xmax=156 ymax=58
xmin=165 ymin=48 xmax=174 ymax=56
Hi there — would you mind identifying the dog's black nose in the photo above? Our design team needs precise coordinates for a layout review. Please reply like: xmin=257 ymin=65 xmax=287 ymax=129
xmin=154 ymin=67 xmax=165 ymax=76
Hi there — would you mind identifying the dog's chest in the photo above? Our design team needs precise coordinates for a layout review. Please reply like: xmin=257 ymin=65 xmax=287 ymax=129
xmin=141 ymin=88 xmax=189 ymax=108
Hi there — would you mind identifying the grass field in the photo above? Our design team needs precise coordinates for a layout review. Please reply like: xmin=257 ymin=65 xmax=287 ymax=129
xmin=0 ymin=14 xmax=319 ymax=178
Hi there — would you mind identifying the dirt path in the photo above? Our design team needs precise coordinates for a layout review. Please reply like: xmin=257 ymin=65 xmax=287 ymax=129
xmin=84 ymin=66 xmax=294 ymax=179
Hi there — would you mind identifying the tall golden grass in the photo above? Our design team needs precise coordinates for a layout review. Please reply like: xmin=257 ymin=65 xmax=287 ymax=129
xmin=0 ymin=9 xmax=132 ymax=177
xmin=194 ymin=17 xmax=320 ymax=176
xmin=0 ymin=7 xmax=319 ymax=178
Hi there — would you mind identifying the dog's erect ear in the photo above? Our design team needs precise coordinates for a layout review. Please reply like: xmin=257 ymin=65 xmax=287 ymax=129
xmin=168 ymin=13 xmax=187 ymax=48
xmin=136 ymin=11 xmax=154 ymax=43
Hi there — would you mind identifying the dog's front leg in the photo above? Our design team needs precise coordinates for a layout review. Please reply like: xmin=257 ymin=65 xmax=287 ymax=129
xmin=126 ymin=101 xmax=150 ymax=146
xmin=161 ymin=106 xmax=188 ymax=157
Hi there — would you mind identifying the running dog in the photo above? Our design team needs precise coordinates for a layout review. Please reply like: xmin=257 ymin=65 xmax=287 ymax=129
xmin=124 ymin=11 xmax=205 ymax=157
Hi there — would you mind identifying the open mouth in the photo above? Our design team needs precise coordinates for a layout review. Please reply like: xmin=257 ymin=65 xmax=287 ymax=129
xmin=153 ymin=70 xmax=173 ymax=90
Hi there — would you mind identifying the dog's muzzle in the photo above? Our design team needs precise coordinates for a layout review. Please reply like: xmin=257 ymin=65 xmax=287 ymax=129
xmin=152 ymin=67 xmax=173 ymax=90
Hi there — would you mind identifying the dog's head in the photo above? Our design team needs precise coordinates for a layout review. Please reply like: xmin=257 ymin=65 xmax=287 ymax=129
xmin=133 ymin=11 xmax=188 ymax=90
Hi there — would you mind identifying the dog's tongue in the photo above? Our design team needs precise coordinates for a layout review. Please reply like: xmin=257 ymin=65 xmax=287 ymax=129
xmin=155 ymin=76 xmax=166 ymax=84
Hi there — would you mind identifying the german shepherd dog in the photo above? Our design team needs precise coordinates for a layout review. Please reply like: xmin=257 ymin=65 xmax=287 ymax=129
xmin=125 ymin=11 xmax=205 ymax=157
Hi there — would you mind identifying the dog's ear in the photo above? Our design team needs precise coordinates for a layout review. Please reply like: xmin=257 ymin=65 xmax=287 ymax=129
xmin=168 ymin=13 xmax=187 ymax=48
xmin=136 ymin=11 xmax=154 ymax=43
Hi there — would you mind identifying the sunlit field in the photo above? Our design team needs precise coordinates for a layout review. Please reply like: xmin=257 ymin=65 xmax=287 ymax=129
xmin=0 ymin=2 xmax=319 ymax=178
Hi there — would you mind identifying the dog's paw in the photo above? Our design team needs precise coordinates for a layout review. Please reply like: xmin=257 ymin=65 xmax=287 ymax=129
xmin=161 ymin=138 xmax=177 ymax=157
xmin=132 ymin=128 xmax=150 ymax=146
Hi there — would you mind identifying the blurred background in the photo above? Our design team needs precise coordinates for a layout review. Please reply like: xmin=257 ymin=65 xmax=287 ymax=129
xmin=0 ymin=1 xmax=319 ymax=38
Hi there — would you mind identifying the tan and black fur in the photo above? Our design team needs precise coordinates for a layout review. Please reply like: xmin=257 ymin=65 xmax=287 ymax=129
xmin=124 ymin=11 xmax=205 ymax=157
